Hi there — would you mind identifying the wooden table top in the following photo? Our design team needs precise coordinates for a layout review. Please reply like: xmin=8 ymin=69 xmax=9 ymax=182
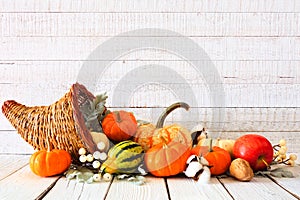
xmin=0 ymin=155 xmax=299 ymax=200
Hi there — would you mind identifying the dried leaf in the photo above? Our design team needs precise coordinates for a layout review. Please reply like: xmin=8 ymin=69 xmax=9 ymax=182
xmin=270 ymin=168 xmax=294 ymax=178
xmin=116 ymin=174 xmax=146 ymax=186
xmin=255 ymin=167 xmax=294 ymax=178
xmin=65 ymin=166 xmax=95 ymax=183
xmin=80 ymin=93 xmax=109 ymax=132
xmin=117 ymin=174 xmax=130 ymax=180
xmin=137 ymin=120 xmax=151 ymax=126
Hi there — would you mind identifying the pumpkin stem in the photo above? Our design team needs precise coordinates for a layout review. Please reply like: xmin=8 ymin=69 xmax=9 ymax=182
xmin=160 ymin=136 xmax=168 ymax=146
xmin=208 ymin=138 xmax=213 ymax=152
xmin=156 ymin=102 xmax=190 ymax=128
xmin=115 ymin=111 xmax=122 ymax=123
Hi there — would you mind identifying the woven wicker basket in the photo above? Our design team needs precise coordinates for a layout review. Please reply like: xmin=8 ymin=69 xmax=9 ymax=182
xmin=2 ymin=83 xmax=98 ymax=160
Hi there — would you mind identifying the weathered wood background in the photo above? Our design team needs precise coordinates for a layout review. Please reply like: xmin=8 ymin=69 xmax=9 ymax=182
xmin=0 ymin=0 xmax=299 ymax=155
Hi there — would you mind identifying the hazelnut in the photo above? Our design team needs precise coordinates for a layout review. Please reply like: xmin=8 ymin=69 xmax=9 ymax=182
xmin=229 ymin=158 xmax=254 ymax=181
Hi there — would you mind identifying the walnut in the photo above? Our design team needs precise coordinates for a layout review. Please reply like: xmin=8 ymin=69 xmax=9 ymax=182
xmin=229 ymin=158 xmax=254 ymax=181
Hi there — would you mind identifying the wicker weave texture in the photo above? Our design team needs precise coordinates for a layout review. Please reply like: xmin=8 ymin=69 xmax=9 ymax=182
xmin=2 ymin=83 xmax=96 ymax=159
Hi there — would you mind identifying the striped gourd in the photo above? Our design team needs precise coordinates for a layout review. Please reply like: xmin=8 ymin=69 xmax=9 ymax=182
xmin=100 ymin=140 xmax=144 ymax=174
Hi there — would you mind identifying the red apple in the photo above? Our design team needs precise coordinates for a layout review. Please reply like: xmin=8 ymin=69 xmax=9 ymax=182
xmin=233 ymin=134 xmax=273 ymax=171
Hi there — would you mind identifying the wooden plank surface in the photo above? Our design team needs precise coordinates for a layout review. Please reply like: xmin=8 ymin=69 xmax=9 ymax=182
xmin=44 ymin=177 xmax=112 ymax=200
xmin=1 ymin=13 xmax=300 ymax=37
xmin=167 ymin=177 xmax=232 ymax=200
xmin=0 ymin=37 xmax=299 ymax=61
xmin=269 ymin=165 xmax=300 ymax=198
xmin=0 ymin=0 xmax=299 ymax=13
xmin=1 ymin=82 xmax=299 ymax=108
xmin=219 ymin=176 xmax=298 ymax=200
xmin=0 ymin=161 xmax=59 ymax=199
xmin=0 ymin=155 xmax=29 ymax=180
xmin=105 ymin=177 xmax=168 ymax=200
xmin=1 ymin=155 xmax=300 ymax=199
xmin=0 ymin=60 xmax=300 ymax=84
xmin=0 ymin=131 xmax=34 ymax=154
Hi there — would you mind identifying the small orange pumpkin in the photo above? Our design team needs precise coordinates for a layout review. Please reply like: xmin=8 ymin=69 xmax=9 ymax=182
xmin=191 ymin=140 xmax=231 ymax=176
xmin=134 ymin=102 xmax=192 ymax=151
xmin=102 ymin=110 xmax=137 ymax=142
xmin=30 ymin=149 xmax=72 ymax=177
xmin=145 ymin=141 xmax=191 ymax=177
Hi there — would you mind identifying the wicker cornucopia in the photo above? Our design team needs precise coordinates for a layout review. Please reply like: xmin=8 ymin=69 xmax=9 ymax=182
xmin=2 ymin=83 xmax=99 ymax=160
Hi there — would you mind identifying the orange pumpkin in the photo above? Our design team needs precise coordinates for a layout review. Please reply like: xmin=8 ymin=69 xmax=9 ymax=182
xmin=134 ymin=102 xmax=192 ymax=151
xmin=191 ymin=142 xmax=231 ymax=176
xmin=145 ymin=141 xmax=191 ymax=177
xmin=30 ymin=149 xmax=72 ymax=177
xmin=102 ymin=110 xmax=137 ymax=142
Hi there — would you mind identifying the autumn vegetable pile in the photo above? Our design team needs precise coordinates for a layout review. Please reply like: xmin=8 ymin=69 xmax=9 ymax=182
xmin=2 ymin=89 xmax=298 ymax=185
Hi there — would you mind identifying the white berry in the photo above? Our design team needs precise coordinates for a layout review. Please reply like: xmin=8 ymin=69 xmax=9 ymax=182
xmin=79 ymin=155 xmax=87 ymax=163
xmin=93 ymin=174 xmax=101 ymax=182
xmin=281 ymin=154 xmax=287 ymax=160
xmin=279 ymin=139 xmax=286 ymax=147
xmin=92 ymin=160 xmax=101 ymax=169
xmin=103 ymin=173 xmax=113 ymax=182
xmin=78 ymin=148 xmax=86 ymax=155
xmin=86 ymin=154 xmax=94 ymax=162
xmin=97 ymin=142 xmax=106 ymax=151
xmin=99 ymin=152 xmax=108 ymax=161
xmin=280 ymin=146 xmax=288 ymax=151
xmin=289 ymin=154 xmax=297 ymax=161
xmin=93 ymin=151 xmax=101 ymax=160
xmin=278 ymin=148 xmax=286 ymax=155
xmin=288 ymin=160 xmax=295 ymax=167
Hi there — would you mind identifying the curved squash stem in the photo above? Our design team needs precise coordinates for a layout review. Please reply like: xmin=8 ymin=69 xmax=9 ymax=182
xmin=209 ymin=138 xmax=213 ymax=152
xmin=156 ymin=102 xmax=190 ymax=128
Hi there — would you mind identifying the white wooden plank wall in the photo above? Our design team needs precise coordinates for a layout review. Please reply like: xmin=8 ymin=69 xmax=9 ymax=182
xmin=0 ymin=0 xmax=299 ymax=154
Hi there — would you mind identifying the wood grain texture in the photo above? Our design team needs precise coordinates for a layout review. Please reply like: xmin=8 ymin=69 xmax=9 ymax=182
xmin=0 ymin=155 xmax=30 ymax=180
xmin=0 ymin=61 xmax=300 ymax=84
xmin=44 ymin=177 xmax=112 ymax=200
xmin=1 ymin=13 xmax=300 ymax=37
xmin=0 ymin=0 xmax=299 ymax=155
xmin=0 ymin=37 xmax=299 ymax=61
xmin=268 ymin=165 xmax=300 ymax=198
xmin=0 ymin=155 xmax=299 ymax=199
xmin=167 ymin=177 xmax=232 ymax=199
xmin=0 ymin=164 xmax=59 ymax=199
xmin=0 ymin=131 xmax=34 ymax=154
xmin=105 ymin=176 xmax=168 ymax=200
xmin=219 ymin=176 xmax=298 ymax=200
xmin=0 ymin=0 xmax=299 ymax=13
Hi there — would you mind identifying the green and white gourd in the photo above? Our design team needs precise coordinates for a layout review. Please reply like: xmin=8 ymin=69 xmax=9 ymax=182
xmin=100 ymin=140 xmax=144 ymax=174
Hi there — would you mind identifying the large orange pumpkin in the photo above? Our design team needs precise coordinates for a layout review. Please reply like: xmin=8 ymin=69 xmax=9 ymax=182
xmin=30 ymin=149 xmax=72 ymax=177
xmin=134 ymin=102 xmax=192 ymax=151
xmin=191 ymin=142 xmax=231 ymax=176
xmin=145 ymin=141 xmax=191 ymax=177
xmin=102 ymin=110 xmax=137 ymax=142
